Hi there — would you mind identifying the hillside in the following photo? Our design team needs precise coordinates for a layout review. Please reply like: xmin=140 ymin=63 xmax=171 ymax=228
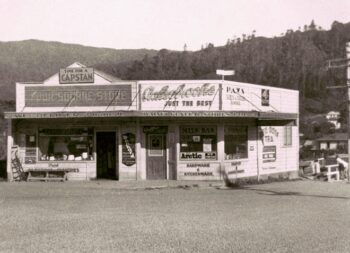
xmin=102 ymin=21 xmax=350 ymax=121
xmin=0 ymin=39 xmax=157 ymax=100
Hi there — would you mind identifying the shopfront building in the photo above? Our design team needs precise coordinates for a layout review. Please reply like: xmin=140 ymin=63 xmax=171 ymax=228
xmin=5 ymin=63 xmax=299 ymax=181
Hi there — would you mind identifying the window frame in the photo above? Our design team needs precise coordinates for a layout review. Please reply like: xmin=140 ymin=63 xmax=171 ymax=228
xmin=224 ymin=125 xmax=248 ymax=160
xmin=37 ymin=127 xmax=94 ymax=162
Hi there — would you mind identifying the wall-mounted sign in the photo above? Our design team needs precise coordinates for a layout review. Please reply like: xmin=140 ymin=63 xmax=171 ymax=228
xmin=141 ymin=83 xmax=219 ymax=110
xmin=260 ymin=126 xmax=279 ymax=164
xmin=223 ymin=84 xmax=249 ymax=108
xmin=262 ymin=146 xmax=276 ymax=163
xmin=180 ymin=126 xmax=216 ymax=135
xmin=59 ymin=67 xmax=94 ymax=84
xmin=6 ymin=110 xmax=263 ymax=119
xmin=143 ymin=126 xmax=168 ymax=134
xmin=122 ymin=133 xmax=136 ymax=166
xmin=180 ymin=152 xmax=217 ymax=160
xmin=25 ymin=85 xmax=132 ymax=107
xmin=261 ymin=89 xmax=270 ymax=106
xmin=178 ymin=163 xmax=220 ymax=180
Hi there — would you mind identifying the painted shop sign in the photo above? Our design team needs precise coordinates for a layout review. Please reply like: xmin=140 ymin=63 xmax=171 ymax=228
xmin=260 ymin=126 xmax=279 ymax=164
xmin=222 ymin=84 xmax=250 ymax=110
xmin=180 ymin=126 xmax=216 ymax=135
xmin=5 ymin=110 xmax=261 ymax=119
xmin=25 ymin=85 xmax=132 ymax=107
xmin=180 ymin=152 xmax=217 ymax=160
xmin=122 ymin=133 xmax=136 ymax=166
xmin=177 ymin=163 xmax=220 ymax=179
xmin=59 ymin=67 xmax=94 ymax=84
xmin=141 ymin=83 xmax=219 ymax=110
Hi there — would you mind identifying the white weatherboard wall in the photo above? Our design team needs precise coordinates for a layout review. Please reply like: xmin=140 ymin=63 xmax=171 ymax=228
xmin=258 ymin=126 xmax=298 ymax=176
xmin=222 ymin=81 xmax=298 ymax=113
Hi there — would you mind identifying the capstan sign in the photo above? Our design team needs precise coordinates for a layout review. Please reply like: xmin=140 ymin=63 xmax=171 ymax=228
xmin=59 ymin=67 xmax=94 ymax=84
xmin=140 ymin=83 xmax=219 ymax=110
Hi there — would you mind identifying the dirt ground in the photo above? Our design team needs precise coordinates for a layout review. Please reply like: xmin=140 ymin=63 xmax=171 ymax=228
xmin=0 ymin=180 xmax=349 ymax=253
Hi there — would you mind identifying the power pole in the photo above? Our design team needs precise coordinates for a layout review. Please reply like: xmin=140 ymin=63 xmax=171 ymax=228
xmin=327 ymin=42 xmax=350 ymax=182
xmin=347 ymin=42 xmax=350 ymax=182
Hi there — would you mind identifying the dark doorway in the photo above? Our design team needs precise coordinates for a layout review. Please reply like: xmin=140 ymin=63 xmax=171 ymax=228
xmin=96 ymin=132 xmax=117 ymax=180
xmin=146 ymin=134 xmax=167 ymax=179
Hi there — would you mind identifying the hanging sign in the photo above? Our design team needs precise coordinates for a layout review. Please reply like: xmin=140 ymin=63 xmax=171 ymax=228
xmin=122 ymin=133 xmax=136 ymax=166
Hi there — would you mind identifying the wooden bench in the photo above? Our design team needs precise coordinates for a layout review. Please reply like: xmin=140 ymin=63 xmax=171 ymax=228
xmin=322 ymin=164 xmax=340 ymax=182
xmin=27 ymin=168 xmax=79 ymax=182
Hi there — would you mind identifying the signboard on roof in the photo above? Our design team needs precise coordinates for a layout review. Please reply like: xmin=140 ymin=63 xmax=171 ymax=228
xmin=140 ymin=83 xmax=220 ymax=111
xmin=59 ymin=67 xmax=94 ymax=84
xmin=25 ymin=84 xmax=132 ymax=107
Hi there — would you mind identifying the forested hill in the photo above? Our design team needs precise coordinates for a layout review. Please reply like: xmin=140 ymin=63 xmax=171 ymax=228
xmin=99 ymin=21 xmax=350 ymax=118
xmin=1 ymin=21 xmax=350 ymax=118
xmin=0 ymin=40 xmax=157 ymax=100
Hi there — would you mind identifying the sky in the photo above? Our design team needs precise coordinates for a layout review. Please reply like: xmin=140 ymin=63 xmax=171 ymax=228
xmin=0 ymin=0 xmax=349 ymax=51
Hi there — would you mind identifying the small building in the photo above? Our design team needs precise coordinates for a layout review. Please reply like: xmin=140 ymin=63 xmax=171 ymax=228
xmin=316 ymin=133 xmax=347 ymax=152
xmin=326 ymin=111 xmax=341 ymax=129
xmin=4 ymin=63 xmax=299 ymax=181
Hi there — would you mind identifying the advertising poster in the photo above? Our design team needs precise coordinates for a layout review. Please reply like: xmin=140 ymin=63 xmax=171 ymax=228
xmin=122 ymin=133 xmax=136 ymax=166
xmin=261 ymin=89 xmax=270 ymax=106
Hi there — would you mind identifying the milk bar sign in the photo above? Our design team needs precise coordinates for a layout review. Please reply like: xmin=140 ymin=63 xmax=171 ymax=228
xmin=59 ymin=67 xmax=94 ymax=84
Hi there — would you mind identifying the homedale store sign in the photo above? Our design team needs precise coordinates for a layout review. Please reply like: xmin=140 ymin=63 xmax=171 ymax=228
xmin=25 ymin=85 xmax=132 ymax=107
xmin=141 ymin=83 xmax=220 ymax=110
xmin=59 ymin=67 xmax=94 ymax=84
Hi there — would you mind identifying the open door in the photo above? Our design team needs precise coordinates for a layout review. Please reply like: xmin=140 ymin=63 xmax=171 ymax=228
xmin=96 ymin=132 xmax=118 ymax=180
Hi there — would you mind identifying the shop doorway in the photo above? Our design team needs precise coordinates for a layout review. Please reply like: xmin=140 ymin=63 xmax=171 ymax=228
xmin=96 ymin=132 xmax=117 ymax=180
xmin=146 ymin=134 xmax=167 ymax=179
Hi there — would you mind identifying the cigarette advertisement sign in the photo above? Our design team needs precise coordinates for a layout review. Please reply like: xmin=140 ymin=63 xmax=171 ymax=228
xmin=25 ymin=85 xmax=132 ymax=107
xmin=222 ymin=83 xmax=251 ymax=110
xmin=59 ymin=67 xmax=94 ymax=84
xmin=140 ymin=83 xmax=219 ymax=110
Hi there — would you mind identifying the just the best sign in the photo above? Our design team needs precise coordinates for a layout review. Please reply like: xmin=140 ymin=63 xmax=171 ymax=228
xmin=59 ymin=67 xmax=94 ymax=84
xmin=140 ymin=83 xmax=220 ymax=111
xmin=25 ymin=85 xmax=132 ymax=107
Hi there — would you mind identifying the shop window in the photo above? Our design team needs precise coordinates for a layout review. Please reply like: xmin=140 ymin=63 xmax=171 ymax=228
xmin=180 ymin=126 xmax=217 ymax=160
xmin=224 ymin=126 xmax=248 ymax=160
xmin=283 ymin=126 xmax=292 ymax=146
xmin=38 ymin=128 xmax=94 ymax=161
xmin=25 ymin=135 xmax=37 ymax=164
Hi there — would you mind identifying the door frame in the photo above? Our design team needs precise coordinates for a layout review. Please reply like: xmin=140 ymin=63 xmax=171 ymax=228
xmin=95 ymin=130 xmax=118 ymax=179
xmin=146 ymin=133 xmax=167 ymax=180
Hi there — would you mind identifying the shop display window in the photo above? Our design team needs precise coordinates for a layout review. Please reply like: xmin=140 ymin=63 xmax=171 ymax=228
xmin=224 ymin=126 xmax=248 ymax=160
xmin=38 ymin=128 xmax=94 ymax=161
xmin=180 ymin=126 xmax=217 ymax=160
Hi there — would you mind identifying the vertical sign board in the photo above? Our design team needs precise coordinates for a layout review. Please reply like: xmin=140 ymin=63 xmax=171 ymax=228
xmin=141 ymin=83 xmax=219 ymax=110
xmin=261 ymin=89 xmax=270 ymax=106
xmin=59 ymin=68 xmax=94 ymax=84
xmin=259 ymin=126 xmax=279 ymax=170
xmin=122 ymin=133 xmax=136 ymax=166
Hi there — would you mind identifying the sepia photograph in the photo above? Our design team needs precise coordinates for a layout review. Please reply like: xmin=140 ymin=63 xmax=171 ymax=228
xmin=0 ymin=0 xmax=350 ymax=252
